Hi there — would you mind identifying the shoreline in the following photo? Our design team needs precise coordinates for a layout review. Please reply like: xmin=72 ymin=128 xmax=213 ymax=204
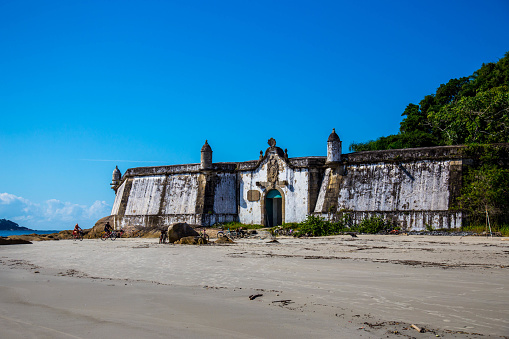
xmin=1 ymin=235 xmax=508 ymax=338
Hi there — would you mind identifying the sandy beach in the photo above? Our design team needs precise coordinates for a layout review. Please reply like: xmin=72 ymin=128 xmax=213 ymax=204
xmin=1 ymin=235 xmax=508 ymax=338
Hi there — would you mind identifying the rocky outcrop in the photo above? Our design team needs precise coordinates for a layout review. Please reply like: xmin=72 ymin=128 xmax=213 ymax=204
xmin=87 ymin=216 xmax=114 ymax=238
xmin=0 ymin=237 xmax=32 ymax=245
xmin=167 ymin=223 xmax=199 ymax=243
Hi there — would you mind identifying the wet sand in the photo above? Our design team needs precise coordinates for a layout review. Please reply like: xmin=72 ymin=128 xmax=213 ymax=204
xmin=1 ymin=235 xmax=508 ymax=338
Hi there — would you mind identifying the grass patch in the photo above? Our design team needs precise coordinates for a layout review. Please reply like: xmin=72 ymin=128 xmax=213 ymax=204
xmin=461 ymin=224 xmax=509 ymax=236
xmin=351 ymin=216 xmax=397 ymax=234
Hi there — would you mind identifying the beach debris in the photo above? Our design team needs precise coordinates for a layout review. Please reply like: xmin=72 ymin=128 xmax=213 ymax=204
xmin=411 ymin=324 xmax=425 ymax=333
xmin=345 ymin=232 xmax=357 ymax=238
xmin=363 ymin=321 xmax=385 ymax=328
xmin=249 ymin=294 xmax=263 ymax=300
xmin=272 ymin=300 xmax=293 ymax=306
xmin=267 ymin=239 xmax=279 ymax=243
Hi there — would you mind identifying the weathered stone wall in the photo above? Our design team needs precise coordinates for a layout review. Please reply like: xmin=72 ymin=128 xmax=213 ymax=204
xmin=314 ymin=147 xmax=467 ymax=230
xmin=111 ymin=164 xmax=238 ymax=228
xmin=109 ymin=144 xmax=509 ymax=230
xmin=125 ymin=175 xmax=167 ymax=215
xmin=212 ymin=173 xmax=237 ymax=214
xmin=111 ymin=181 xmax=125 ymax=215
xmin=114 ymin=214 xmax=237 ymax=230
xmin=162 ymin=174 xmax=199 ymax=214
xmin=281 ymin=168 xmax=310 ymax=223
xmin=339 ymin=160 xmax=451 ymax=211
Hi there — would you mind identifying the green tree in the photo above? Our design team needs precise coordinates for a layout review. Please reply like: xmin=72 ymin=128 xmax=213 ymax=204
xmin=457 ymin=165 xmax=509 ymax=226
xmin=349 ymin=52 xmax=509 ymax=152
xmin=428 ymin=86 xmax=509 ymax=145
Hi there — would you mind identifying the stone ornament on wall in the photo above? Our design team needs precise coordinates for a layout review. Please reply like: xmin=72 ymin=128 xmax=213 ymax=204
xmin=267 ymin=156 xmax=279 ymax=183
xmin=247 ymin=190 xmax=261 ymax=202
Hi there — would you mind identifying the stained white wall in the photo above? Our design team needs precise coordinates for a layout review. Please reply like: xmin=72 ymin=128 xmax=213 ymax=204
xmin=313 ymin=168 xmax=331 ymax=213
xmin=238 ymin=169 xmax=265 ymax=225
xmin=238 ymin=155 xmax=310 ymax=225
xmin=280 ymin=166 xmax=309 ymax=222
xmin=125 ymin=175 xmax=166 ymax=215
xmin=111 ymin=181 xmax=125 ymax=215
xmin=162 ymin=174 xmax=199 ymax=214
xmin=337 ymin=160 xmax=450 ymax=211
xmin=213 ymin=173 xmax=237 ymax=214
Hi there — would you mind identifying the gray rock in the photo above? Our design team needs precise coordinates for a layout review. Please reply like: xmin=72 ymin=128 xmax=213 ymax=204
xmin=167 ymin=223 xmax=199 ymax=243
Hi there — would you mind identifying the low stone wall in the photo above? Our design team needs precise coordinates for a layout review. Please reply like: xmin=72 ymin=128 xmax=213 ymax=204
xmin=314 ymin=210 xmax=463 ymax=231
xmin=114 ymin=214 xmax=238 ymax=229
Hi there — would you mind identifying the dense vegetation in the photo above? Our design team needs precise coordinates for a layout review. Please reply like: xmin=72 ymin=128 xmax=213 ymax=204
xmin=287 ymin=215 xmax=397 ymax=237
xmin=456 ymin=145 xmax=509 ymax=228
xmin=349 ymin=52 xmax=509 ymax=152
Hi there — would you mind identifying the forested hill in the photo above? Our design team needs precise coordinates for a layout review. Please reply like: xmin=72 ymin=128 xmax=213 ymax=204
xmin=350 ymin=52 xmax=509 ymax=152
xmin=0 ymin=219 xmax=33 ymax=231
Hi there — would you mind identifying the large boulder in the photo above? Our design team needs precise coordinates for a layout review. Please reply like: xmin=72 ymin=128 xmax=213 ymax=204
xmin=167 ymin=223 xmax=199 ymax=243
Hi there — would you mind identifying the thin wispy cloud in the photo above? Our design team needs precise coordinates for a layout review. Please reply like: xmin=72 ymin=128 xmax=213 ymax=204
xmin=79 ymin=159 xmax=167 ymax=163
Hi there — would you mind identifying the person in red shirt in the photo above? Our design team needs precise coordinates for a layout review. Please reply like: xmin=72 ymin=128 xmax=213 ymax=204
xmin=73 ymin=223 xmax=82 ymax=238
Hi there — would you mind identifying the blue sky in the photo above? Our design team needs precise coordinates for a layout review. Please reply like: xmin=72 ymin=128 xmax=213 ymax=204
xmin=1 ymin=0 xmax=508 ymax=230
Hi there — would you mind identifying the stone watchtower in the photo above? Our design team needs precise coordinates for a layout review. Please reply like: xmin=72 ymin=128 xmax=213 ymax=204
xmin=327 ymin=128 xmax=342 ymax=163
xmin=110 ymin=165 xmax=122 ymax=192
xmin=201 ymin=140 xmax=213 ymax=169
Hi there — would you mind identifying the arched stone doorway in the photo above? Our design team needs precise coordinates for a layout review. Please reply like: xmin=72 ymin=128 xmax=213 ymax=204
xmin=265 ymin=189 xmax=283 ymax=227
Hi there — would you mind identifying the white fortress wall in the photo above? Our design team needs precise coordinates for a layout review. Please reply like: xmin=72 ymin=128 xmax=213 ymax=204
xmin=125 ymin=175 xmax=166 ymax=215
xmin=238 ymin=166 xmax=267 ymax=225
xmin=111 ymin=181 xmax=125 ymax=215
xmin=162 ymin=173 xmax=199 ymax=215
xmin=280 ymin=166 xmax=309 ymax=222
xmin=313 ymin=168 xmax=331 ymax=213
xmin=213 ymin=173 xmax=237 ymax=214
xmin=337 ymin=160 xmax=450 ymax=211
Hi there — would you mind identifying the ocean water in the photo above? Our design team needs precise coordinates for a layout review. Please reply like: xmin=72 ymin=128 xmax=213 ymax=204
xmin=0 ymin=230 xmax=61 ymax=237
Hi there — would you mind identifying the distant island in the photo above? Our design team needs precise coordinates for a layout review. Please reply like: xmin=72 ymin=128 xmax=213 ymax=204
xmin=0 ymin=219 xmax=34 ymax=231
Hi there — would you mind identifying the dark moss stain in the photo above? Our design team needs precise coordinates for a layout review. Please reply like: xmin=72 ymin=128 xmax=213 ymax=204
xmin=307 ymin=168 xmax=324 ymax=214
xmin=157 ymin=175 xmax=169 ymax=215
xmin=196 ymin=173 xmax=218 ymax=214
xmin=116 ymin=178 xmax=133 ymax=217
